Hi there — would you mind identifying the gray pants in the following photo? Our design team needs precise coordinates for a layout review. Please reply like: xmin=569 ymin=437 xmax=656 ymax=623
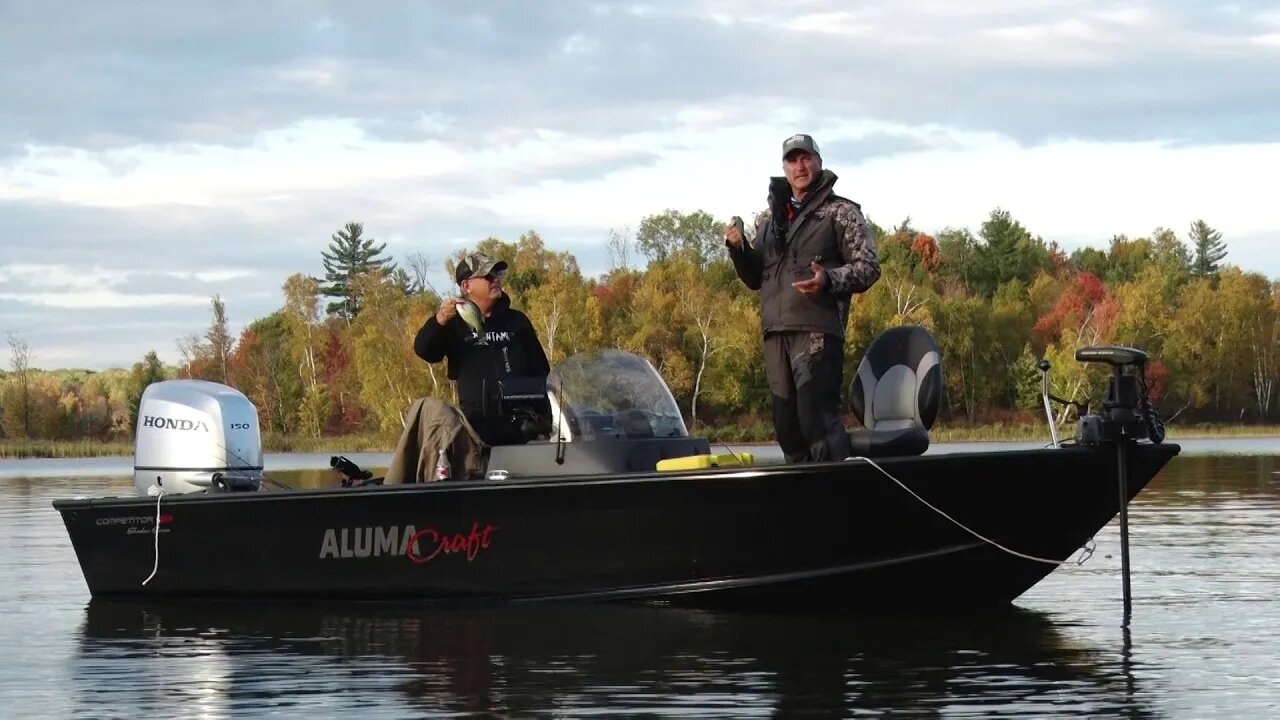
xmin=764 ymin=331 xmax=852 ymax=463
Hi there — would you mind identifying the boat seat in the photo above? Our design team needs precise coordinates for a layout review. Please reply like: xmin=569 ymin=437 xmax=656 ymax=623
xmin=847 ymin=325 xmax=942 ymax=457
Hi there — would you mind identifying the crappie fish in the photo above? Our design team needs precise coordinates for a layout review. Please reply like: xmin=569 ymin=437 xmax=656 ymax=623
xmin=457 ymin=298 xmax=485 ymax=335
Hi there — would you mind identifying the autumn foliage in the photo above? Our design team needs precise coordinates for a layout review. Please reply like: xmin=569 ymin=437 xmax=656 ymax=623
xmin=4 ymin=212 xmax=1277 ymax=442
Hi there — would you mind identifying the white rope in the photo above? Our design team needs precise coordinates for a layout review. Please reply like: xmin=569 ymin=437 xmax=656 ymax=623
xmin=847 ymin=456 xmax=1092 ymax=567
xmin=142 ymin=486 xmax=165 ymax=585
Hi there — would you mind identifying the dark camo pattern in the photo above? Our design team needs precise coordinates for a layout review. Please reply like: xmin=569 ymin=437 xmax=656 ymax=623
xmin=748 ymin=199 xmax=880 ymax=296
xmin=815 ymin=198 xmax=879 ymax=295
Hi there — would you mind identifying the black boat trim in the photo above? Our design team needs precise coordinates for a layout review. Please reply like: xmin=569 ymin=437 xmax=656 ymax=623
xmin=510 ymin=542 xmax=986 ymax=603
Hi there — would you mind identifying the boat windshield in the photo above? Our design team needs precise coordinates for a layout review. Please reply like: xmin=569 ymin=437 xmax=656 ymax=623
xmin=547 ymin=349 xmax=689 ymax=441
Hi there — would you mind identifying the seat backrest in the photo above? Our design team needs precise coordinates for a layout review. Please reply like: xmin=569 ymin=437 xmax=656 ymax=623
xmin=849 ymin=326 xmax=942 ymax=431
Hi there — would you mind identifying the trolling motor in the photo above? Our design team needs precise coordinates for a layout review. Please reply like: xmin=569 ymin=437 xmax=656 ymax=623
xmin=1037 ymin=347 xmax=1165 ymax=447
xmin=1072 ymin=346 xmax=1165 ymax=446
xmin=1041 ymin=345 xmax=1166 ymax=623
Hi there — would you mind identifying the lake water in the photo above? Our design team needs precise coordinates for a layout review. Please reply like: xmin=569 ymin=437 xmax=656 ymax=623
xmin=1 ymin=439 xmax=1277 ymax=717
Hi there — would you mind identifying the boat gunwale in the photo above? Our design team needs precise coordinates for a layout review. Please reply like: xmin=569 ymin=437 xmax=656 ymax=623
xmin=49 ymin=440 xmax=1181 ymax=512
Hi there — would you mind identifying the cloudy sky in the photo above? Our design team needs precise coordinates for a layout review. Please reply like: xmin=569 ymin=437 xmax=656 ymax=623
xmin=1 ymin=1 xmax=1277 ymax=370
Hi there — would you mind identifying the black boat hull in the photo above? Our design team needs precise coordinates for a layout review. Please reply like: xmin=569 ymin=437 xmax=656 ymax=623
xmin=53 ymin=442 xmax=1179 ymax=608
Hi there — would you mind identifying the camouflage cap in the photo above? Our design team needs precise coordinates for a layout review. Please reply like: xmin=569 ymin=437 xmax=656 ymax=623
xmin=455 ymin=252 xmax=509 ymax=284
xmin=782 ymin=133 xmax=821 ymax=159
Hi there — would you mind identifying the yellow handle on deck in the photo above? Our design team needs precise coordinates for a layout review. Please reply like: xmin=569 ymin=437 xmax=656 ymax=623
xmin=656 ymin=452 xmax=755 ymax=472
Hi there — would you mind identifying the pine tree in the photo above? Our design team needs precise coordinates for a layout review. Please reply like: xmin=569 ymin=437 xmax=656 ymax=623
xmin=320 ymin=222 xmax=397 ymax=321
xmin=975 ymin=208 xmax=1050 ymax=296
xmin=1189 ymin=219 xmax=1227 ymax=277
xmin=127 ymin=351 xmax=166 ymax=437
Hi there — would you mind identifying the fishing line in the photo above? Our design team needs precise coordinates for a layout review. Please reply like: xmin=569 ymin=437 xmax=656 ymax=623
xmin=715 ymin=439 xmax=747 ymax=466
xmin=209 ymin=436 xmax=291 ymax=491
xmin=847 ymin=456 xmax=1093 ymax=567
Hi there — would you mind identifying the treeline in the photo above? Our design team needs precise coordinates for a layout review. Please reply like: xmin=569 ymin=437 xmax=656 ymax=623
xmin=2 ymin=210 xmax=1276 ymax=443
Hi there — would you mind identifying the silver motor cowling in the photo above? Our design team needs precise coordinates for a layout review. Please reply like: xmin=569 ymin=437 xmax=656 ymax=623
xmin=133 ymin=380 xmax=264 ymax=496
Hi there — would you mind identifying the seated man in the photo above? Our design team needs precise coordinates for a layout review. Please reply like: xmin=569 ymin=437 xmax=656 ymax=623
xmin=389 ymin=252 xmax=551 ymax=482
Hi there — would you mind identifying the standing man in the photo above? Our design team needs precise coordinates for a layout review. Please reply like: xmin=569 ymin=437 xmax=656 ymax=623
xmin=724 ymin=134 xmax=881 ymax=463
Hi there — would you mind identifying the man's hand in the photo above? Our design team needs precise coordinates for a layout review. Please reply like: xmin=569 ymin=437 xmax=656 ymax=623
xmin=724 ymin=216 xmax=745 ymax=249
xmin=791 ymin=261 xmax=828 ymax=295
xmin=435 ymin=299 xmax=461 ymax=325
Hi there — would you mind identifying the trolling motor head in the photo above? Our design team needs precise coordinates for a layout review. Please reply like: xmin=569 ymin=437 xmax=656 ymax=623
xmin=1074 ymin=346 xmax=1165 ymax=445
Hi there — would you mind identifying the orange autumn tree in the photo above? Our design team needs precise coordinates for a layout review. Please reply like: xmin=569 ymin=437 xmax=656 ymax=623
xmin=1033 ymin=271 xmax=1122 ymax=424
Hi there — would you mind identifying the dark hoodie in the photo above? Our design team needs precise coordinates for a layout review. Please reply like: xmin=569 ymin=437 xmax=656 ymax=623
xmin=414 ymin=294 xmax=550 ymax=445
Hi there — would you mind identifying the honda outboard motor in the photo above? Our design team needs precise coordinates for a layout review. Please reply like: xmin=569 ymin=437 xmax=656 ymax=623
xmin=133 ymin=380 xmax=264 ymax=496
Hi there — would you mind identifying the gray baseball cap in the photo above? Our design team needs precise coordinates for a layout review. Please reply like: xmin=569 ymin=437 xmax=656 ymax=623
xmin=455 ymin=252 xmax=509 ymax=284
xmin=782 ymin=133 xmax=821 ymax=159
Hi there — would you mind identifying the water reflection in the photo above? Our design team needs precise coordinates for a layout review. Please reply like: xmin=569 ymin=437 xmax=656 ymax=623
xmin=78 ymin=601 xmax=1155 ymax=718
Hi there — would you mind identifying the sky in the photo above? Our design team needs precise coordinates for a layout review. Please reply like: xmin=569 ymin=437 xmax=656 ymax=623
xmin=1 ymin=0 xmax=1277 ymax=370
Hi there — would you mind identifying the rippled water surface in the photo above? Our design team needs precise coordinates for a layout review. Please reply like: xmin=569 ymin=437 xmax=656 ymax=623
xmin=1 ymin=442 xmax=1278 ymax=718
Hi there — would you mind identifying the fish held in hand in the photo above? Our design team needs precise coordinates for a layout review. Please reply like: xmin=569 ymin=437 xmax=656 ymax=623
xmin=457 ymin=299 xmax=485 ymax=335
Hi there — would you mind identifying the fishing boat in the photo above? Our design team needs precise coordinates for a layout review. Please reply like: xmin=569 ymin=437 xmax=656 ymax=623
xmin=52 ymin=327 xmax=1177 ymax=609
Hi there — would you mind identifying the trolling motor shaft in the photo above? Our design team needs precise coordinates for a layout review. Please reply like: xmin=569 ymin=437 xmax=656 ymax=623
xmin=1072 ymin=345 xmax=1165 ymax=623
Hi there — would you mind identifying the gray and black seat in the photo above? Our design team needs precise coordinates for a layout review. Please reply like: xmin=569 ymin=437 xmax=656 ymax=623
xmin=847 ymin=325 xmax=942 ymax=458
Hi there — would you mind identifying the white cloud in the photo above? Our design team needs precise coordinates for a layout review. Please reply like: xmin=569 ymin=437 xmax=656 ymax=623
xmin=0 ymin=263 xmax=122 ymax=292
xmin=0 ymin=291 xmax=212 ymax=310
xmin=783 ymin=11 xmax=879 ymax=36
xmin=173 ymin=269 xmax=259 ymax=283
xmin=0 ymin=119 xmax=460 ymax=207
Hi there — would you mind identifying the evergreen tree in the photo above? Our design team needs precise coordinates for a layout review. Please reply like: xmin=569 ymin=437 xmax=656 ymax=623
xmin=126 ymin=351 xmax=166 ymax=437
xmin=389 ymin=267 xmax=418 ymax=295
xmin=320 ymin=222 xmax=396 ymax=321
xmin=974 ymin=209 xmax=1051 ymax=296
xmin=1188 ymin=219 xmax=1227 ymax=277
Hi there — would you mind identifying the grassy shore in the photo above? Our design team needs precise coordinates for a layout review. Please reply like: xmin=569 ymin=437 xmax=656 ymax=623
xmin=3 ymin=423 xmax=1279 ymax=459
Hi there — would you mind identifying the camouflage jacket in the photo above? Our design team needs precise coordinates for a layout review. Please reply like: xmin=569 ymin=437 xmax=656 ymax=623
xmin=727 ymin=169 xmax=881 ymax=339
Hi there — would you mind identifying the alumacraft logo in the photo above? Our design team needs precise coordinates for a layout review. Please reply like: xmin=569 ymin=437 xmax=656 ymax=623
xmin=318 ymin=522 xmax=498 ymax=564
xmin=142 ymin=415 xmax=210 ymax=431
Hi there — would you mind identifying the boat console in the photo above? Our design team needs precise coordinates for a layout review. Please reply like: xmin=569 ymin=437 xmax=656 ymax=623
xmin=494 ymin=375 xmax=554 ymax=442
xmin=486 ymin=350 xmax=712 ymax=478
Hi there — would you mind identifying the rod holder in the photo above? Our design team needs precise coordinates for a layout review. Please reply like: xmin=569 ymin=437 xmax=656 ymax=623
xmin=1038 ymin=359 xmax=1060 ymax=448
